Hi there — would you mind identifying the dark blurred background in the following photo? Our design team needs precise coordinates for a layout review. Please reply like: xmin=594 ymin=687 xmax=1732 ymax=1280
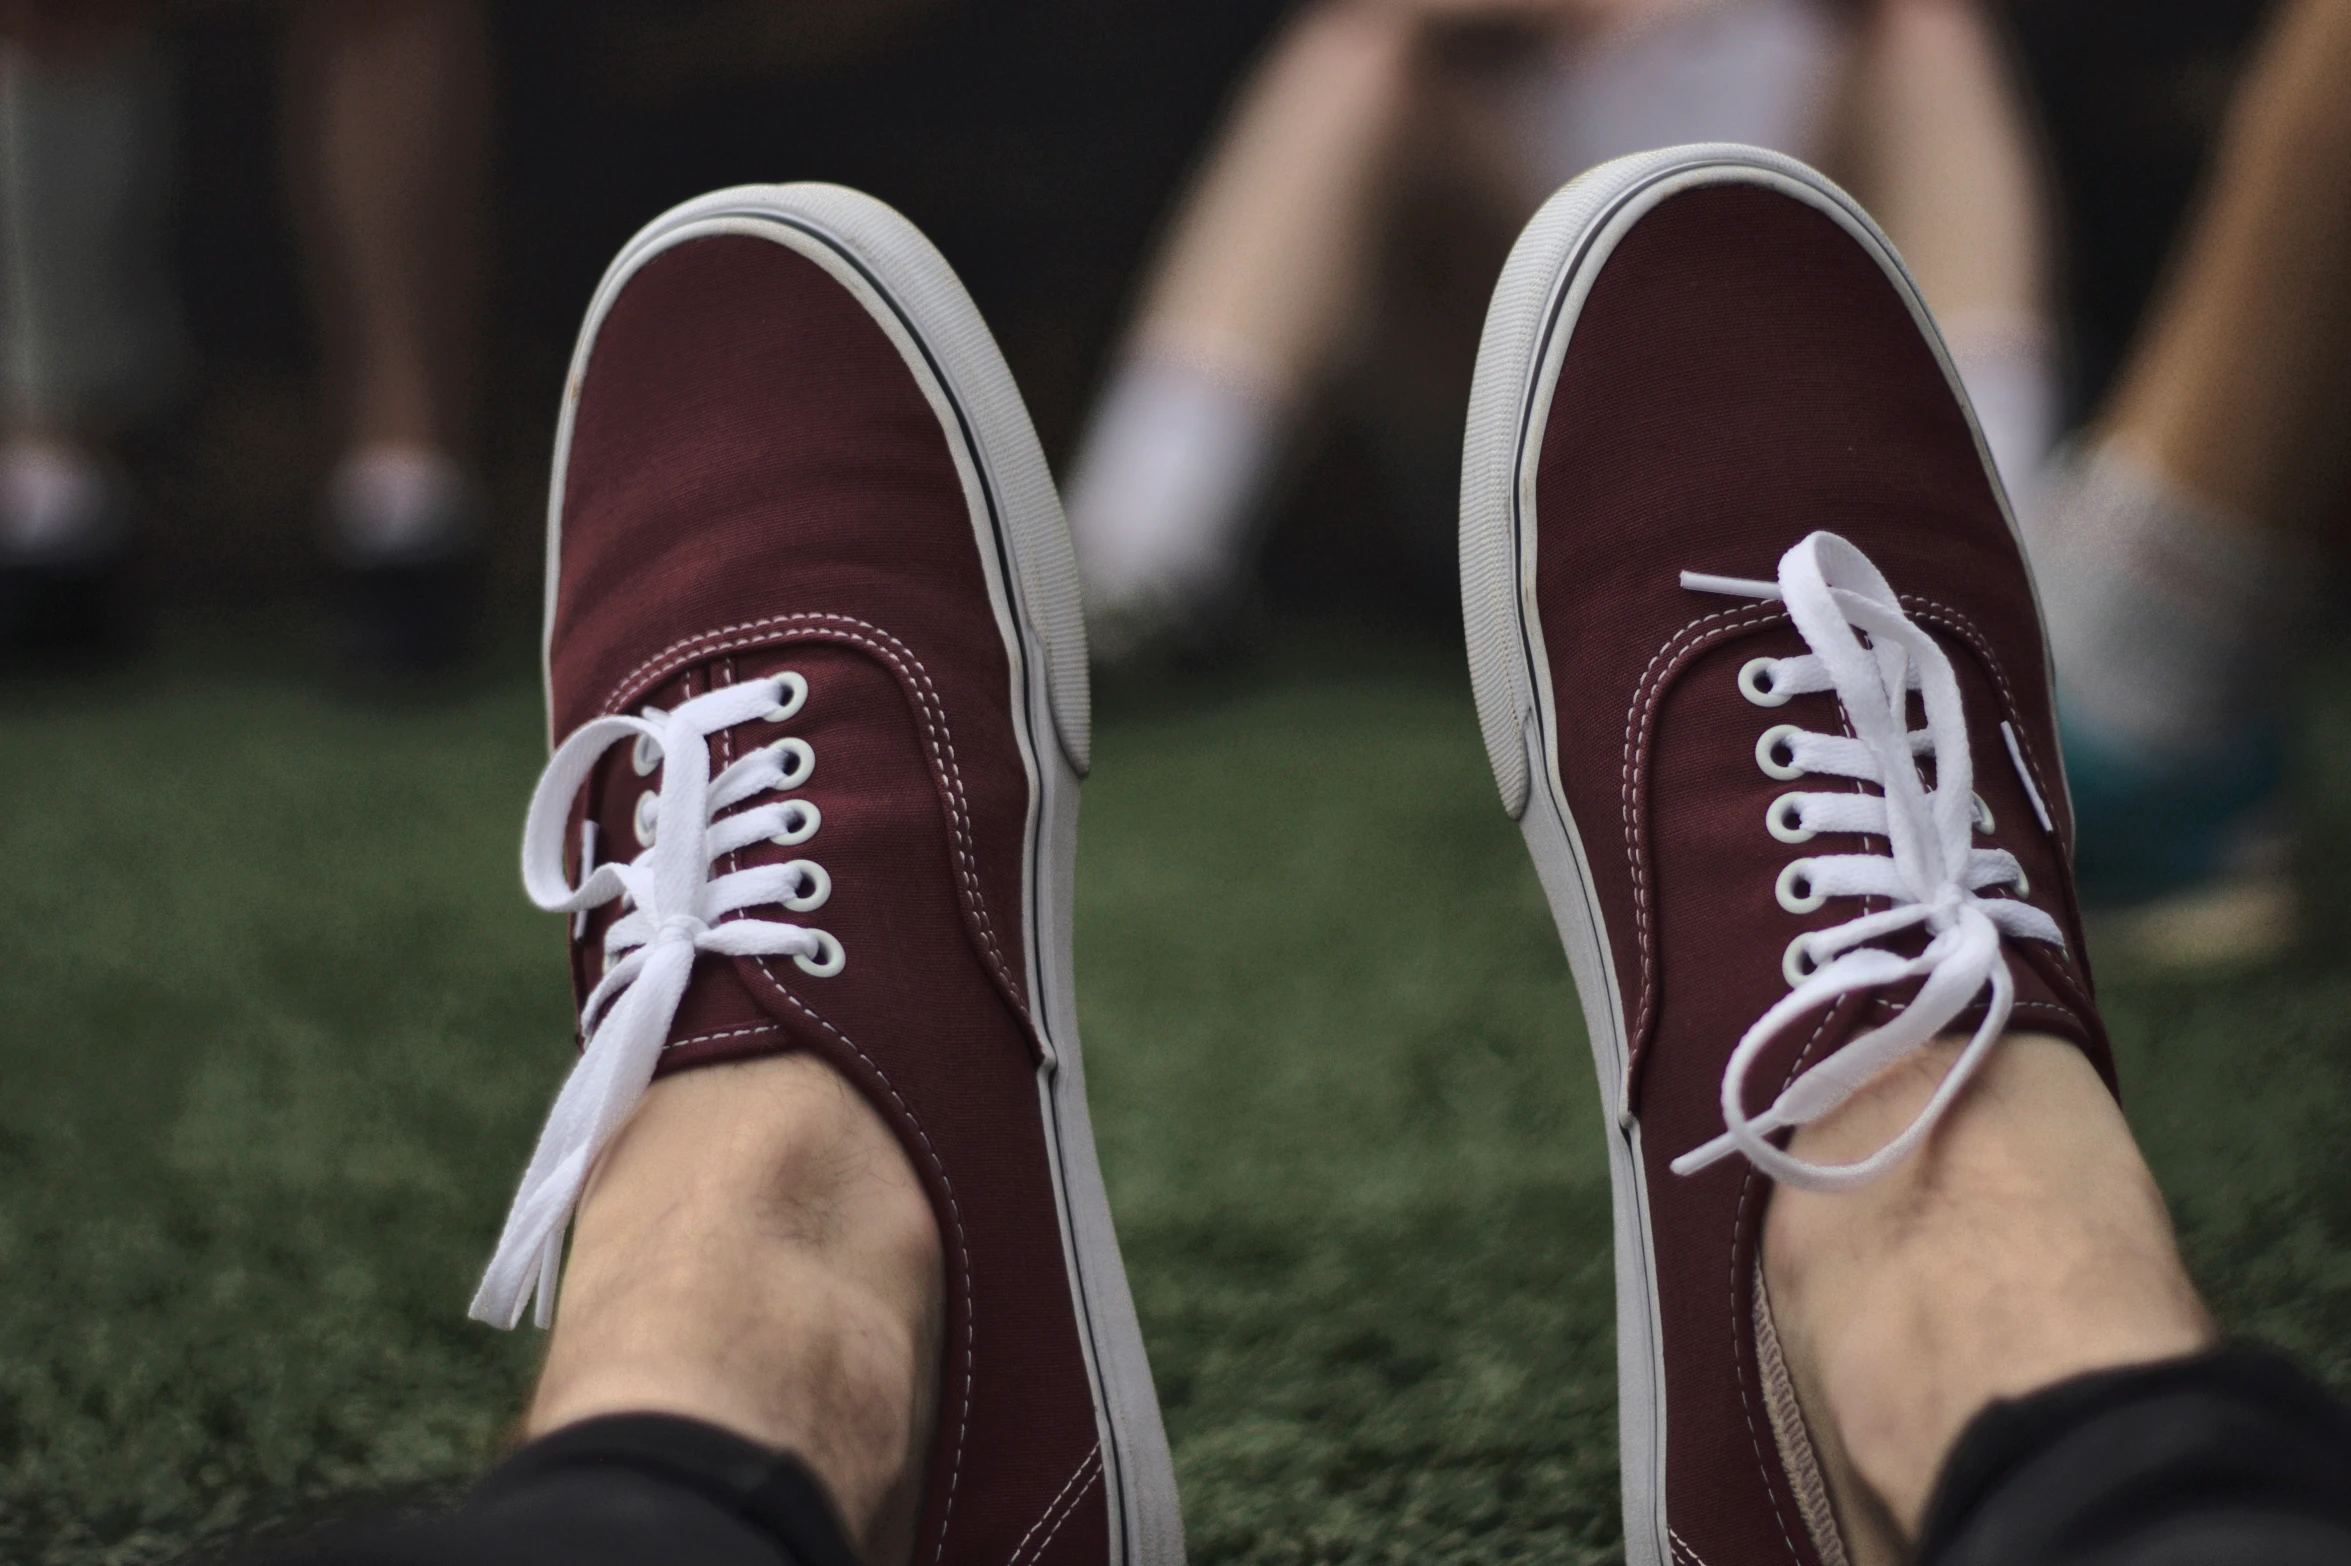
xmin=148 ymin=0 xmax=2272 ymax=619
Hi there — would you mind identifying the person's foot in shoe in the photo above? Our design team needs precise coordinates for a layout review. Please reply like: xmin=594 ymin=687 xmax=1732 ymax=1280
xmin=322 ymin=442 xmax=484 ymax=683
xmin=1459 ymin=144 xmax=2206 ymax=1566
xmin=473 ymin=185 xmax=1182 ymax=1566
xmin=0 ymin=435 xmax=132 ymax=660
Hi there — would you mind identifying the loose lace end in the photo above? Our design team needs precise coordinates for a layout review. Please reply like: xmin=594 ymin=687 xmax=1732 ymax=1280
xmin=469 ymin=1205 xmax=571 ymax=1330
xmin=1669 ymin=1133 xmax=1738 ymax=1178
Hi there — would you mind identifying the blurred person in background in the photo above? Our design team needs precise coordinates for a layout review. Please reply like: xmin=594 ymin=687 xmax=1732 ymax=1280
xmin=2023 ymin=0 xmax=2351 ymax=966
xmin=0 ymin=0 xmax=490 ymax=675
xmin=1065 ymin=0 xmax=2055 ymax=663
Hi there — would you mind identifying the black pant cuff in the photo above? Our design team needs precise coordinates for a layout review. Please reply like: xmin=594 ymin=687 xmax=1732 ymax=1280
xmin=482 ymin=1413 xmax=861 ymax=1566
xmin=1918 ymin=1345 xmax=2351 ymax=1566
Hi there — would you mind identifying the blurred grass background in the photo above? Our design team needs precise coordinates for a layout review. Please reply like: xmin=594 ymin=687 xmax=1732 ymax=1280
xmin=0 ymin=616 xmax=2346 ymax=1565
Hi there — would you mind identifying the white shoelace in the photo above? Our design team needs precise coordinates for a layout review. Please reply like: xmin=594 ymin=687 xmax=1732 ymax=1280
xmin=471 ymin=676 xmax=841 ymax=1328
xmin=1668 ymin=532 xmax=2065 ymax=1192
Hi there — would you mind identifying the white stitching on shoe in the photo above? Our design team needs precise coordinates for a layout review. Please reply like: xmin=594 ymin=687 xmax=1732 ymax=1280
xmin=736 ymin=958 xmax=978 ymax=1566
xmin=664 ymin=1023 xmax=787 ymax=1051
xmin=1733 ymin=1008 xmax=1838 ymax=1566
xmin=1006 ymin=1445 xmax=1103 ymax=1566
xmin=1018 ymin=1464 xmax=1102 ymax=1566
xmin=1622 ymin=603 xmax=1790 ymax=1064
xmin=595 ymin=613 xmax=1023 ymax=1013
xmin=1006 ymin=1445 xmax=1101 ymax=1566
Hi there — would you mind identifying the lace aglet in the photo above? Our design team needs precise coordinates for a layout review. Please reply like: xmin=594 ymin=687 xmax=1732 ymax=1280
xmin=532 ymin=1235 xmax=563 ymax=1330
xmin=466 ymin=1267 xmax=524 ymax=1332
xmin=1680 ymin=570 xmax=1783 ymax=601
xmin=1669 ymin=1133 xmax=1738 ymax=1177
xmin=573 ymin=820 xmax=599 ymax=940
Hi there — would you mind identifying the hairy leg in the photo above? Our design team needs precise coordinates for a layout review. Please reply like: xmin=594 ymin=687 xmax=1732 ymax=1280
xmin=1762 ymin=1034 xmax=2214 ymax=1566
xmin=1064 ymin=0 xmax=1430 ymax=639
xmin=530 ymin=1053 xmax=946 ymax=1566
xmin=1130 ymin=0 xmax=1427 ymax=397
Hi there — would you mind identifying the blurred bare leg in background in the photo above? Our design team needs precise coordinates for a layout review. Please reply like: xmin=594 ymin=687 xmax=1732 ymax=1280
xmin=2025 ymin=0 xmax=2351 ymax=961
xmin=286 ymin=0 xmax=490 ymax=674
xmin=1832 ymin=0 xmax=2056 ymax=506
xmin=285 ymin=0 xmax=489 ymax=570
xmin=0 ymin=0 xmax=174 ymax=646
xmin=1063 ymin=0 xmax=2061 ymax=664
xmin=1063 ymin=0 xmax=1425 ymax=657
xmin=2095 ymin=0 xmax=2351 ymax=545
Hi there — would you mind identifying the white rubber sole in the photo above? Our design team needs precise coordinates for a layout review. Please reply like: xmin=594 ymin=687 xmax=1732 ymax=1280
xmin=545 ymin=183 xmax=1183 ymax=1566
xmin=1456 ymin=144 xmax=2038 ymax=1566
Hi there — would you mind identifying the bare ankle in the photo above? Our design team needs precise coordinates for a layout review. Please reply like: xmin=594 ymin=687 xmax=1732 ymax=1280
xmin=527 ymin=1054 xmax=944 ymax=1566
xmin=1762 ymin=1034 xmax=2214 ymax=1558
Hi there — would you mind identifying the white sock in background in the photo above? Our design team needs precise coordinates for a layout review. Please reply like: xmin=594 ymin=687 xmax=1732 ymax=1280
xmin=0 ymin=437 xmax=123 ymax=564
xmin=2028 ymin=442 xmax=2311 ymax=763
xmin=1063 ymin=354 xmax=1286 ymax=651
xmin=325 ymin=443 xmax=479 ymax=566
xmin=1943 ymin=311 xmax=2059 ymax=520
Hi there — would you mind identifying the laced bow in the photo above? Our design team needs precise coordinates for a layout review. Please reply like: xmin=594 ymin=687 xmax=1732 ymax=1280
xmin=472 ymin=678 xmax=835 ymax=1328
xmin=1668 ymin=532 xmax=2065 ymax=1192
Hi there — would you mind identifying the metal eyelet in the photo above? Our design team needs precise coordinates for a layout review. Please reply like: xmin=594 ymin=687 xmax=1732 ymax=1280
xmin=771 ymin=799 xmax=821 ymax=847
xmin=793 ymin=928 xmax=845 ymax=977
xmin=2012 ymin=867 xmax=2030 ymax=898
xmin=771 ymin=737 xmax=816 ymax=790
xmin=1783 ymin=933 xmax=1818 ymax=988
xmin=1756 ymin=724 xmax=1807 ymax=781
xmin=779 ymin=859 xmax=830 ymax=913
xmin=634 ymin=789 xmax=659 ymax=848
xmin=1971 ymin=791 xmax=1994 ymax=834
xmin=1775 ymin=858 xmax=1827 ymax=914
xmin=766 ymin=671 xmax=809 ymax=724
xmin=1766 ymin=793 xmax=1814 ymax=844
xmin=1739 ymin=657 xmax=1793 ymax=708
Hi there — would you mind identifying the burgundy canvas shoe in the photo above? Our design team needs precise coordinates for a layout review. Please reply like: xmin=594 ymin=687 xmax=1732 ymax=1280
xmin=472 ymin=185 xmax=1183 ymax=1566
xmin=1458 ymin=147 xmax=2109 ymax=1566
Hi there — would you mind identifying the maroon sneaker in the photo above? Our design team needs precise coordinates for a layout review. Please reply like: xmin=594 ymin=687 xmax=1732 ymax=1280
xmin=472 ymin=185 xmax=1183 ymax=1566
xmin=1458 ymin=147 xmax=2109 ymax=1566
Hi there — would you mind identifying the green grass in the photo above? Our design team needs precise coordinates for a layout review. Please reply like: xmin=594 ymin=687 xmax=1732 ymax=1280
xmin=0 ymin=619 xmax=2346 ymax=1565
